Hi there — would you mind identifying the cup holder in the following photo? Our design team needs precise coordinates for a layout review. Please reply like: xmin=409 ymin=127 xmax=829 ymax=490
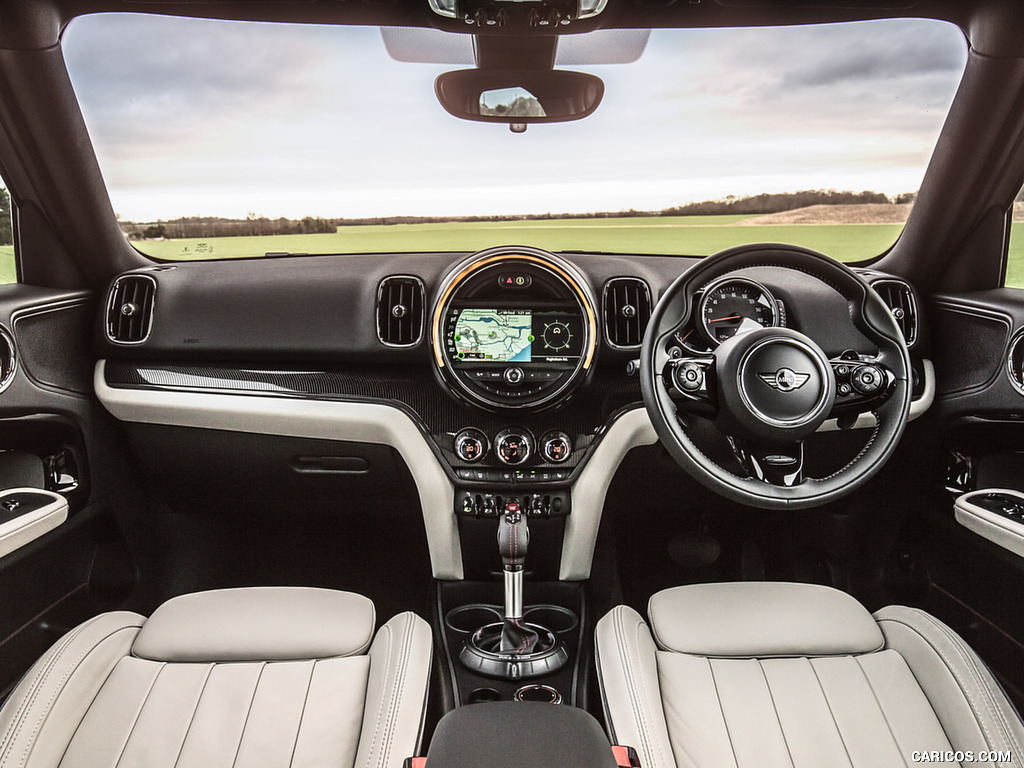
xmin=522 ymin=605 xmax=578 ymax=634
xmin=445 ymin=604 xmax=502 ymax=634
xmin=514 ymin=684 xmax=561 ymax=704
xmin=467 ymin=687 xmax=501 ymax=704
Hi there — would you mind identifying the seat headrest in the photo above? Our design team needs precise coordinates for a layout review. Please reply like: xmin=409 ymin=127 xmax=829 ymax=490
xmin=132 ymin=587 xmax=376 ymax=663
xmin=647 ymin=582 xmax=884 ymax=658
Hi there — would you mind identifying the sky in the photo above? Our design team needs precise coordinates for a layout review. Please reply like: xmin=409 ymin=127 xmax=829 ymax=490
xmin=62 ymin=14 xmax=968 ymax=222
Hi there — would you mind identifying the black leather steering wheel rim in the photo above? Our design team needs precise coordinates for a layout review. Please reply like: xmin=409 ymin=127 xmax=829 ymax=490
xmin=640 ymin=244 xmax=912 ymax=510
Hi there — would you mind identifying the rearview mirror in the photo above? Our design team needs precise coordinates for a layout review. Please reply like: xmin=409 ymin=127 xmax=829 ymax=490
xmin=435 ymin=69 xmax=604 ymax=125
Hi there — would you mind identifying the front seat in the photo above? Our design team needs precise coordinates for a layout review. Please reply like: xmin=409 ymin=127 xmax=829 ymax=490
xmin=0 ymin=587 xmax=432 ymax=768
xmin=596 ymin=582 xmax=1024 ymax=768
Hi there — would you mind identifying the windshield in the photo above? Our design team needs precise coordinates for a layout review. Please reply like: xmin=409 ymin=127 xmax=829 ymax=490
xmin=63 ymin=15 xmax=967 ymax=262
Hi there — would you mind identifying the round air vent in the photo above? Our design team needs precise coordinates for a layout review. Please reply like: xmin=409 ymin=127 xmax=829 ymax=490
xmin=1007 ymin=328 xmax=1024 ymax=395
xmin=0 ymin=325 xmax=16 ymax=394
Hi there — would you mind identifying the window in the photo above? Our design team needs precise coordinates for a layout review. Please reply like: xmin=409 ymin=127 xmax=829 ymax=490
xmin=0 ymin=185 xmax=13 ymax=284
xmin=1007 ymin=187 xmax=1024 ymax=288
xmin=63 ymin=16 xmax=966 ymax=263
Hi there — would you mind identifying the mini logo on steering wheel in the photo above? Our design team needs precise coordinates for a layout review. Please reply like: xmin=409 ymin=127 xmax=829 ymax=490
xmin=758 ymin=368 xmax=810 ymax=392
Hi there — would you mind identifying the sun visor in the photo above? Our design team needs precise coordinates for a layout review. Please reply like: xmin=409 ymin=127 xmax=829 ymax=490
xmin=381 ymin=26 xmax=649 ymax=65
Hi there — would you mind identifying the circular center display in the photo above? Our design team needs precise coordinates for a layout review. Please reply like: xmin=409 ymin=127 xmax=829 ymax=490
xmin=431 ymin=247 xmax=597 ymax=411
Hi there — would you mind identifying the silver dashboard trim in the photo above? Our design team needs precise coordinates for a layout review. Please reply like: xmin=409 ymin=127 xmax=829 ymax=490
xmin=94 ymin=360 xmax=463 ymax=580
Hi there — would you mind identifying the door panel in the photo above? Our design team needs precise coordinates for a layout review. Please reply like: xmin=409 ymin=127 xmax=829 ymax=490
xmin=0 ymin=286 xmax=138 ymax=699
xmin=902 ymin=292 xmax=1024 ymax=709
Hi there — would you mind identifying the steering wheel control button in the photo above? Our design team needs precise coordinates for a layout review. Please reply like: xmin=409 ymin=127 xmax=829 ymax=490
xmin=495 ymin=429 xmax=532 ymax=465
xmin=540 ymin=432 xmax=572 ymax=463
xmin=852 ymin=365 xmax=883 ymax=395
xmin=674 ymin=362 xmax=705 ymax=392
xmin=503 ymin=366 xmax=525 ymax=385
xmin=454 ymin=429 xmax=488 ymax=463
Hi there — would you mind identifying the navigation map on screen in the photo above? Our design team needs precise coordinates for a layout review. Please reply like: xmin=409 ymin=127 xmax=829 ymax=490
xmin=452 ymin=309 xmax=533 ymax=362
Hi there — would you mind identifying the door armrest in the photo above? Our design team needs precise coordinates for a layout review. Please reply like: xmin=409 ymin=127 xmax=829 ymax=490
xmin=0 ymin=488 xmax=68 ymax=559
xmin=954 ymin=489 xmax=1024 ymax=558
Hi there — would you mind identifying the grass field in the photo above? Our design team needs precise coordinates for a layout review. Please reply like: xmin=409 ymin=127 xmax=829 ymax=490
xmin=133 ymin=215 xmax=905 ymax=264
xmin=0 ymin=247 xmax=13 ymax=284
xmin=2 ymin=216 xmax=1024 ymax=286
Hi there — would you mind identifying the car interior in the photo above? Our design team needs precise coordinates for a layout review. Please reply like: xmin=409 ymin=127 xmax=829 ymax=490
xmin=2 ymin=0 xmax=1024 ymax=766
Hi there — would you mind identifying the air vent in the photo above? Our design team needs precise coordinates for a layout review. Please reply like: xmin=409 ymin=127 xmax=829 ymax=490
xmin=377 ymin=276 xmax=424 ymax=347
xmin=0 ymin=326 xmax=15 ymax=394
xmin=872 ymin=279 xmax=918 ymax=347
xmin=106 ymin=275 xmax=156 ymax=344
xmin=603 ymin=278 xmax=652 ymax=349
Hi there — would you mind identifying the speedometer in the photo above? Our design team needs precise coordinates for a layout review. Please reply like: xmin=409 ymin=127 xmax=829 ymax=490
xmin=698 ymin=277 xmax=779 ymax=346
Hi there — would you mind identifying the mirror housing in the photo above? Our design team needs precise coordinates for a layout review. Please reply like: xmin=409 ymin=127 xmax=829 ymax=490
xmin=435 ymin=69 xmax=604 ymax=125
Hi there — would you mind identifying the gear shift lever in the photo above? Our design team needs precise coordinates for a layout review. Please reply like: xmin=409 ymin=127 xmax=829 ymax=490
xmin=497 ymin=501 xmax=540 ymax=654
xmin=457 ymin=497 xmax=568 ymax=679
xmin=498 ymin=500 xmax=528 ymax=619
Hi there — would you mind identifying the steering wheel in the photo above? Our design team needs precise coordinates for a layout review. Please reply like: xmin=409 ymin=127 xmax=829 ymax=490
xmin=640 ymin=244 xmax=912 ymax=510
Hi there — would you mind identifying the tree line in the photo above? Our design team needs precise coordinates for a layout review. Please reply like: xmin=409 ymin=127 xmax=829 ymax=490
xmin=122 ymin=213 xmax=335 ymax=240
xmin=120 ymin=189 xmax=918 ymax=240
xmin=0 ymin=187 xmax=12 ymax=246
xmin=662 ymin=189 xmax=916 ymax=217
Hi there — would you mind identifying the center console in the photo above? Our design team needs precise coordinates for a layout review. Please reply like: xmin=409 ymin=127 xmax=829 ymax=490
xmin=438 ymin=500 xmax=585 ymax=706
xmin=428 ymin=247 xmax=608 ymax=525
xmin=428 ymin=249 xmax=601 ymax=709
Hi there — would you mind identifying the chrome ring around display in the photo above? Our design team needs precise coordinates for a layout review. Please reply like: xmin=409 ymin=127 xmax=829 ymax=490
xmin=430 ymin=246 xmax=598 ymax=411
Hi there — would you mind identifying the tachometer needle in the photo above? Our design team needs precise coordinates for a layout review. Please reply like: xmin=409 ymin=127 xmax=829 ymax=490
xmin=710 ymin=315 xmax=742 ymax=322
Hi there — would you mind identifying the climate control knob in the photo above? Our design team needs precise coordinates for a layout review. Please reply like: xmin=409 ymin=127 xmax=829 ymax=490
xmin=540 ymin=431 xmax=572 ymax=463
xmin=454 ymin=429 xmax=488 ymax=463
xmin=494 ymin=429 xmax=532 ymax=466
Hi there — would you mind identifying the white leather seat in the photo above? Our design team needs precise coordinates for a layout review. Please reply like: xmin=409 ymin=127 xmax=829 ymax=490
xmin=596 ymin=582 xmax=1024 ymax=768
xmin=0 ymin=587 xmax=432 ymax=768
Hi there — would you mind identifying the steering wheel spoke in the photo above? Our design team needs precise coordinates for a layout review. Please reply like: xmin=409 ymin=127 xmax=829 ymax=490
xmin=829 ymin=356 xmax=895 ymax=414
xmin=728 ymin=437 xmax=805 ymax=487
xmin=663 ymin=356 xmax=717 ymax=416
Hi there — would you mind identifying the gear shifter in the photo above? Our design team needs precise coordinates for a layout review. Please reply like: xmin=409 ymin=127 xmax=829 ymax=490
xmin=458 ymin=497 xmax=568 ymax=680
xmin=497 ymin=501 xmax=540 ymax=654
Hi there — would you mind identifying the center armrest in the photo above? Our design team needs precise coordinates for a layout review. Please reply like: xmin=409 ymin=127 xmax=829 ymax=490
xmin=423 ymin=702 xmax=617 ymax=768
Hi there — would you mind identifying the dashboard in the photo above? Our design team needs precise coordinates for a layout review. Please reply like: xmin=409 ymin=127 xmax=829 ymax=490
xmin=93 ymin=245 xmax=934 ymax=578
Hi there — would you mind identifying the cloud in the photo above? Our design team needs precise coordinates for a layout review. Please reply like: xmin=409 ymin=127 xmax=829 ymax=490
xmin=61 ymin=15 xmax=968 ymax=220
